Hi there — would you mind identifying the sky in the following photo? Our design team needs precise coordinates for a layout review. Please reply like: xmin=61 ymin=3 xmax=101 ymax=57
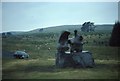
xmin=1 ymin=2 xmax=118 ymax=32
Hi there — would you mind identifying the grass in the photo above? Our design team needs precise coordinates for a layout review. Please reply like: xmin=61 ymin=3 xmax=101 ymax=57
xmin=2 ymin=31 xmax=120 ymax=79
xmin=2 ymin=58 xmax=119 ymax=79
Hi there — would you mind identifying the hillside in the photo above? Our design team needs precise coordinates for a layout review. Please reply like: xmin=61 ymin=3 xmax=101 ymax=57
xmin=28 ymin=24 xmax=113 ymax=33
xmin=1 ymin=24 xmax=113 ymax=35
xmin=28 ymin=25 xmax=81 ymax=33
xmin=95 ymin=24 xmax=113 ymax=31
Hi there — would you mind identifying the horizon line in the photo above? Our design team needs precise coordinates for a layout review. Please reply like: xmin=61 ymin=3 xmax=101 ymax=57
xmin=2 ymin=23 xmax=114 ymax=33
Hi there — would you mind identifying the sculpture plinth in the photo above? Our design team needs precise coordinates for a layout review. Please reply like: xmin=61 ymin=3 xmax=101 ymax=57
xmin=56 ymin=51 xmax=95 ymax=68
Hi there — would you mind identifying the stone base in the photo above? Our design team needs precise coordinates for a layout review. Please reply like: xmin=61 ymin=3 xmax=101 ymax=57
xmin=55 ymin=51 xmax=95 ymax=68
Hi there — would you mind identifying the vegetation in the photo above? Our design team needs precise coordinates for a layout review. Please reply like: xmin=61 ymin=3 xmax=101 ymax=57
xmin=81 ymin=22 xmax=96 ymax=32
xmin=109 ymin=21 xmax=120 ymax=46
xmin=2 ymin=25 xmax=119 ymax=79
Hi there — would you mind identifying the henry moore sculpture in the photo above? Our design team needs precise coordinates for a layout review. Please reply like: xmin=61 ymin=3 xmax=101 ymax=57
xmin=56 ymin=30 xmax=95 ymax=68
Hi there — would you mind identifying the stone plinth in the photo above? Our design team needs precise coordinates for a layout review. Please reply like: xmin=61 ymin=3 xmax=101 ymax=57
xmin=55 ymin=51 xmax=95 ymax=68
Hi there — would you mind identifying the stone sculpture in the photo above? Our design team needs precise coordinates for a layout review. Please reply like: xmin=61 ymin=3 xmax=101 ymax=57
xmin=56 ymin=30 xmax=95 ymax=68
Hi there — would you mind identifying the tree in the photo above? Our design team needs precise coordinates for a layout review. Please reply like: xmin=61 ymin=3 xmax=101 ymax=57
xmin=2 ymin=33 xmax=6 ymax=38
xmin=109 ymin=21 xmax=120 ymax=47
xmin=7 ymin=32 xmax=12 ymax=36
xmin=2 ymin=33 xmax=5 ymax=36
xmin=81 ymin=22 xmax=96 ymax=32
xmin=39 ymin=28 xmax=44 ymax=32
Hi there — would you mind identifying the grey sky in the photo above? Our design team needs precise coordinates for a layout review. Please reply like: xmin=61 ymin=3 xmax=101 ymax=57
xmin=2 ymin=2 xmax=118 ymax=32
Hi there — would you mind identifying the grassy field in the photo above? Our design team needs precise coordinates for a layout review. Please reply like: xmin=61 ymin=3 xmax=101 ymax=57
xmin=2 ymin=30 xmax=120 ymax=79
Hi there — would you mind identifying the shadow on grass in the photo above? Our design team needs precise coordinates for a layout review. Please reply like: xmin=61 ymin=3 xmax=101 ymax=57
xmin=3 ymin=62 xmax=119 ymax=73
xmin=24 ymin=65 xmax=57 ymax=73
xmin=23 ymin=62 xmax=119 ymax=73
xmin=2 ymin=65 xmax=57 ymax=79
xmin=93 ymin=63 xmax=119 ymax=72
xmin=2 ymin=60 xmax=119 ymax=79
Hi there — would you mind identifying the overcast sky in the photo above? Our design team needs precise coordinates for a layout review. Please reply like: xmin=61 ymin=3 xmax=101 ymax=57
xmin=2 ymin=2 xmax=118 ymax=32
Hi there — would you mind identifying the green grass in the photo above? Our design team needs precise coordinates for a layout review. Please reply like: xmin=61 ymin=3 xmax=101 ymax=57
xmin=2 ymin=31 xmax=120 ymax=79
xmin=2 ymin=58 xmax=119 ymax=79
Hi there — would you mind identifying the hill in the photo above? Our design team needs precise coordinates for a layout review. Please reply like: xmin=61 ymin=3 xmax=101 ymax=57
xmin=1 ymin=24 xmax=113 ymax=35
xmin=28 ymin=25 xmax=81 ymax=33
xmin=95 ymin=24 xmax=113 ymax=31
xmin=28 ymin=24 xmax=113 ymax=34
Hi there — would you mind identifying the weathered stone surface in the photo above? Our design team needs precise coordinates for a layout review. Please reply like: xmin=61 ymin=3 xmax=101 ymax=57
xmin=55 ymin=51 xmax=95 ymax=68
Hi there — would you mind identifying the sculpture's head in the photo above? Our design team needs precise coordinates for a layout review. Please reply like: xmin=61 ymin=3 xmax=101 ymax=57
xmin=58 ymin=31 xmax=70 ymax=43
xmin=57 ymin=31 xmax=70 ymax=52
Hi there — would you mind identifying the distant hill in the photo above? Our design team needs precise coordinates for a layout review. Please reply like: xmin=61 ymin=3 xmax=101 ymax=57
xmin=95 ymin=24 xmax=113 ymax=31
xmin=28 ymin=25 xmax=81 ymax=33
xmin=1 ymin=24 xmax=113 ymax=35
xmin=28 ymin=24 xmax=113 ymax=33
xmin=1 ymin=31 xmax=25 ymax=35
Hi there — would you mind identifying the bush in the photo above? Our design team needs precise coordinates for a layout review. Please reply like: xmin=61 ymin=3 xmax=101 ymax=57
xmin=109 ymin=21 xmax=120 ymax=47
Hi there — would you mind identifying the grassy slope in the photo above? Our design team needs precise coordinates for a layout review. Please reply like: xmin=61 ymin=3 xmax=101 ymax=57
xmin=2 ymin=28 xmax=119 ymax=79
xmin=28 ymin=24 xmax=113 ymax=33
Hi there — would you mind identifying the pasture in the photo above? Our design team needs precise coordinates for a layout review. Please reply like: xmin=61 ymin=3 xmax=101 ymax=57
xmin=2 ymin=30 xmax=119 ymax=79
